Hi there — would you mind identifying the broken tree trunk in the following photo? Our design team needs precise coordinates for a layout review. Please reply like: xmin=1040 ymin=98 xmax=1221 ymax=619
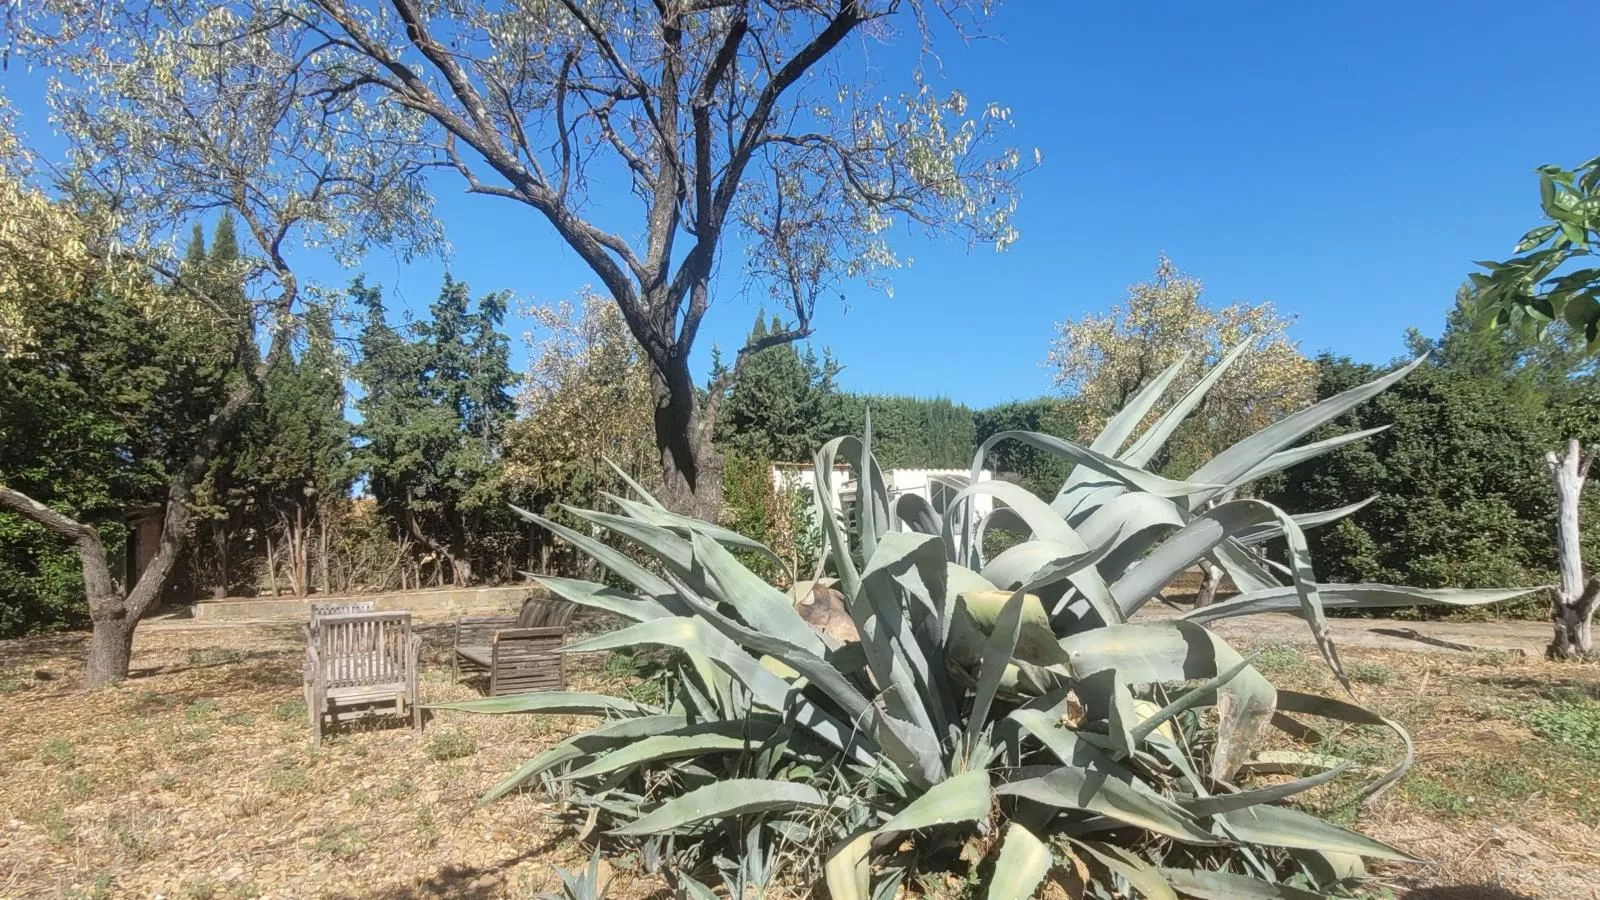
xmin=1545 ymin=438 xmax=1600 ymax=660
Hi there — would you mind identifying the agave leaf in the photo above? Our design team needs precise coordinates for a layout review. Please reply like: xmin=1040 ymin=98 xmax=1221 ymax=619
xmin=987 ymin=822 xmax=1054 ymax=900
xmin=603 ymin=457 xmax=666 ymax=509
xmin=427 ymin=690 xmax=657 ymax=716
xmin=565 ymin=617 xmax=869 ymax=758
xmin=1275 ymin=689 xmax=1415 ymax=801
xmin=1157 ymin=868 xmax=1330 ymax=900
xmin=1110 ymin=499 xmax=1283 ymax=614
xmin=562 ymin=732 xmax=752 ymax=781
xmin=1236 ymin=497 xmax=1377 ymax=546
xmin=1070 ymin=839 xmax=1179 ymax=900
xmin=609 ymin=779 xmax=829 ymax=836
xmin=511 ymin=506 xmax=679 ymax=604
xmin=531 ymin=575 xmax=672 ymax=622
xmin=1189 ymin=354 xmax=1427 ymax=499
xmin=1224 ymin=425 xmax=1391 ymax=490
xmin=1131 ymin=654 xmax=1257 ymax=744
xmin=896 ymin=492 xmax=945 ymax=547
xmin=1211 ymin=539 xmax=1284 ymax=594
xmin=690 ymin=532 xmax=829 ymax=655
xmin=965 ymin=588 xmax=1029 ymax=759
xmin=1057 ymin=621 xmax=1276 ymax=781
xmin=1093 ymin=353 xmax=1193 ymax=457
xmin=1217 ymin=803 xmax=1420 ymax=863
xmin=1121 ymin=341 xmax=1252 ymax=468
xmin=878 ymin=770 xmax=992 ymax=836
xmin=954 ymin=479 xmax=1092 ymax=557
xmin=478 ymin=714 xmax=693 ymax=805
xmin=1075 ymin=669 xmax=1138 ymax=758
xmin=1009 ymin=708 xmax=1129 ymax=778
xmin=1183 ymin=583 xmax=1536 ymax=625
xmin=605 ymin=491 xmax=790 ymax=580
xmin=996 ymin=766 xmax=1221 ymax=844
xmin=948 ymin=590 xmax=1069 ymax=671
xmin=974 ymin=430 xmax=1217 ymax=502
xmin=824 ymin=831 xmax=873 ymax=900
xmin=1180 ymin=762 xmax=1350 ymax=817
xmin=816 ymin=433 xmax=892 ymax=564
xmin=812 ymin=449 xmax=863 ymax=597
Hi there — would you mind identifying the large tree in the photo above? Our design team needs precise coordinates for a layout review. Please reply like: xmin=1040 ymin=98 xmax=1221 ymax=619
xmin=1046 ymin=254 xmax=1317 ymax=476
xmin=263 ymin=0 xmax=1031 ymax=516
xmin=354 ymin=277 xmax=516 ymax=586
xmin=4 ymin=6 xmax=436 ymax=684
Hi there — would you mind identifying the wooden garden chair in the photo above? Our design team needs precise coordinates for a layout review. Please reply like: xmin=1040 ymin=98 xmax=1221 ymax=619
xmin=302 ymin=611 xmax=421 ymax=745
xmin=452 ymin=597 xmax=574 ymax=695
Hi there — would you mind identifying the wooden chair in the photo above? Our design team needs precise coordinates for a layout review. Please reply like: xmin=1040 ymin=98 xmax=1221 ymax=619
xmin=310 ymin=600 xmax=377 ymax=624
xmin=303 ymin=611 xmax=421 ymax=745
xmin=452 ymin=597 xmax=573 ymax=695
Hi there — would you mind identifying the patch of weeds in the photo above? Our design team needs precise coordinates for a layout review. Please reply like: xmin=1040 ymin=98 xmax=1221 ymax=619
xmin=1251 ymin=642 xmax=1304 ymax=676
xmin=63 ymin=872 xmax=115 ymax=900
xmin=0 ymin=671 xmax=30 ymax=693
xmin=226 ymin=884 xmax=262 ymax=900
xmin=187 ymin=647 xmax=248 ymax=667
xmin=128 ymin=690 xmax=177 ymax=715
xmin=1526 ymin=700 xmax=1600 ymax=761
xmin=415 ymin=801 xmax=440 ymax=848
xmin=181 ymin=881 xmax=219 ymax=900
xmin=624 ymin=674 xmax=664 ymax=707
xmin=602 ymin=648 xmax=645 ymax=679
xmin=376 ymin=776 xmax=415 ymax=802
xmin=186 ymin=697 xmax=222 ymax=722
xmin=39 ymin=737 xmax=76 ymax=768
xmin=312 ymin=823 xmax=363 ymax=859
xmin=61 ymin=770 xmax=93 ymax=800
xmin=222 ymin=712 xmax=257 ymax=727
xmin=1400 ymin=775 xmax=1473 ymax=816
xmin=264 ymin=764 xmax=312 ymax=796
xmin=1347 ymin=662 xmax=1393 ymax=685
xmin=31 ymin=805 xmax=75 ymax=844
xmin=350 ymin=788 xmax=375 ymax=808
xmin=108 ymin=810 xmax=168 ymax=863
xmin=425 ymin=730 xmax=477 ymax=761
xmin=272 ymin=698 xmax=307 ymax=722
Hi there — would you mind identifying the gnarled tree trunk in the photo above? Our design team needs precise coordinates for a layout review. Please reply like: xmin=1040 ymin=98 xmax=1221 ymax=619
xmin=1545 ymin=438 xmax=1599 ymax=660
xmin=650 ymin=355 xmax=723 ymax=522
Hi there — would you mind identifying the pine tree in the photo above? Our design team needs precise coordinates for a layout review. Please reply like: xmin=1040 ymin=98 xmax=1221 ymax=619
xmin=713 ymin=311 xmax=844 ymax=463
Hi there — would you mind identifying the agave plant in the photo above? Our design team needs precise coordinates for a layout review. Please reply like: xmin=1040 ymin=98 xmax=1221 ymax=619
xmin=436 ymin=349 xmax=1530 ymax=898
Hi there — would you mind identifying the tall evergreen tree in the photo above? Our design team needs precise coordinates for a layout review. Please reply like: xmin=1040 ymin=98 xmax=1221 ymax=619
xmin=712 ymin=312 xmax=845 ymax=463
xmin=354 ymin=277 xmax=516 ymax=585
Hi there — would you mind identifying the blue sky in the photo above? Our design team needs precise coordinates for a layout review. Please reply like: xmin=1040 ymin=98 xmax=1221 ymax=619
xmin=8 ymin=2 xmax=1594 ymax=409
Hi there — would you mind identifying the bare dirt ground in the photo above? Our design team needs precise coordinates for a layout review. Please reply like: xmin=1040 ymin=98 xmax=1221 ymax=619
xmin=0 ymin=611 xmax=1596 ymax=899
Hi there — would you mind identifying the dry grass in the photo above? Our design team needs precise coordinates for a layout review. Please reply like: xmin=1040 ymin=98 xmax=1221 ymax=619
xmin=1 ymin=621 xmax=1597 ymax=898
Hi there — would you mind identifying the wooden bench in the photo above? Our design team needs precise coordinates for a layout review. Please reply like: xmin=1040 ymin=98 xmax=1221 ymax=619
xmin=303 ymin=611 xmax=420 ymax=745
xmin=452 ymin=598 xmax=574 ymax=695
xmin=310 ymin=600 xmax=377 ymax=624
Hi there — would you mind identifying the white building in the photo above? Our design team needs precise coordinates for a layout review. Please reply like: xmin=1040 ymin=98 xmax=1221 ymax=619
xmin=771 ymin=462 xmax=994 ymax=533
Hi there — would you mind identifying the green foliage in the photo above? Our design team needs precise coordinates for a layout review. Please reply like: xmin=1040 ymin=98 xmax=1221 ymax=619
xmin=712 ymin=313 xmax=846 ymax=463
xmin=1526 ymin=700 xmax=1600 ymax=761
xmin=424 ymin=730 xmax=477 ymax=762
xmin=1473 ymin=157 xmax=1600 ymax=348
xmin=444 ymin=350 xmax=1522 ymax=895
xmin=839 ymin=393 xmax=974 ymax=468
xmin=0 ymin=212 xmax=240 ymax=634
xmin=353 ymin=276 xmax=519 ymax=584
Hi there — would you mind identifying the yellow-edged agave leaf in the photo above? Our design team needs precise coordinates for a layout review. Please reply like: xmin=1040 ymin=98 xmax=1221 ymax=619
xmin=824 ymin=831 xmax=873 ymax=900
xmin=609 ymin=779 xmax=829 ymax=836
xmin=878 ymin=770 xmax=991 ymax=836
xmin=987 ymin=822 xmax=1054 ymax=900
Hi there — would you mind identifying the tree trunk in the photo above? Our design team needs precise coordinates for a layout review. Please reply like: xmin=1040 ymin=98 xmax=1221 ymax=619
xmin=85 ymin=615 xmax=135 ymax=686
xmin=211 ymin=519 xmax=230 ymax=599
xmin=1545 ymin=439 xmax=1599 ymax=660
xmin=650 ymin=354 xmax=722 ymax=521
xmin=264 ymin=531 xmax=280 ymax=598
xmin=1195 ymin=558 xmax=1225 ymax=607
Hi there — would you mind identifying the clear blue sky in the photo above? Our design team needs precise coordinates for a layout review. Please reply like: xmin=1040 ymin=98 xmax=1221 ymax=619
xmin=8 ymin=2 xmax=1593 ymax=409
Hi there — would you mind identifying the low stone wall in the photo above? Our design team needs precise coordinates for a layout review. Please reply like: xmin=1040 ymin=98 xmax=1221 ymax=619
xmin=191 ymin=583 xmax=546 ymax=622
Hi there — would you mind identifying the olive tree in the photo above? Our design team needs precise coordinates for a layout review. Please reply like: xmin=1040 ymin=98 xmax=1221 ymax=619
xmin=285 ymin=0 xmax=1032 ymax=516
xmin=3 ymin=4 xmax=437 ymax=685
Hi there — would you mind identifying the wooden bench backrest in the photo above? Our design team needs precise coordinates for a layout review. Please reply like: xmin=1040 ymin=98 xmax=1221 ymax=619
xmin=311 ymin=600 xmax=377 ymax=627
xmin=491 ymin=627 xmax=566 ymax=693
xmin=314 ymin=612 xmax=412 ymax=688
xmin=516 ymin=597 xmax=577 ymax=629
xmin=455 ymin=615 xmax=517 ymax=648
